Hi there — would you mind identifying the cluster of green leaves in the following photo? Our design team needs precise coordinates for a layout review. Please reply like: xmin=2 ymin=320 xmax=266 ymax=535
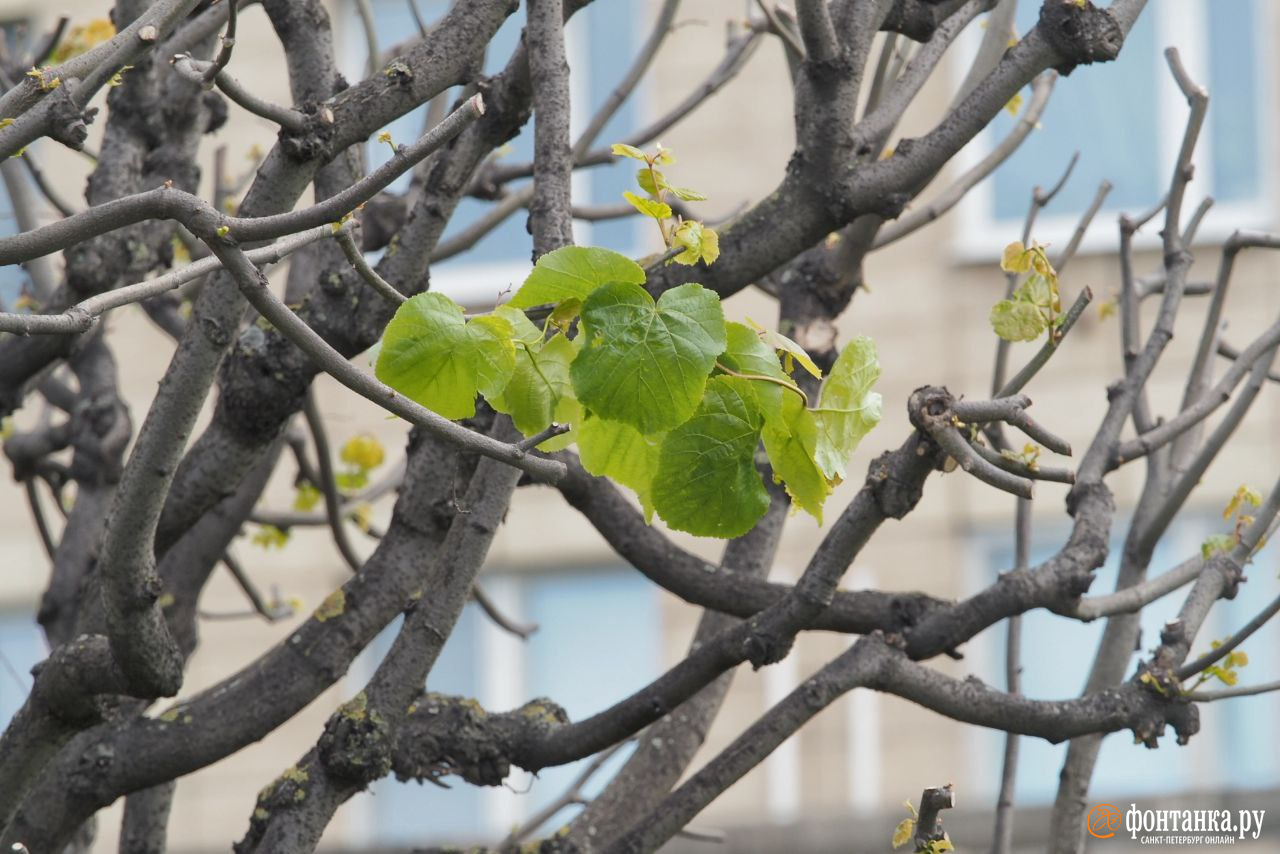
xmin=1201 ymin=484 xmax=1264 ymax=560
xmin=891 ymin=800 xmax=955 ymax=853
xmin=989 ymin=240 xmax=1062 ymax=342
xmin=611 ymin=143 xmax=719 ymax=266
xmin=374 ymin=245 xmax=881 ymax=539
xmin=1200 ymin=640 xmax=1250 ymax=688
xmin=1179 ymin=638 xmax=1250 ymax=693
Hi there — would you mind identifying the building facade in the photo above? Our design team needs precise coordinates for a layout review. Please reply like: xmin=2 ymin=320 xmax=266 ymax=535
xmin=0 ymin=0 xmax=1278 ymax=850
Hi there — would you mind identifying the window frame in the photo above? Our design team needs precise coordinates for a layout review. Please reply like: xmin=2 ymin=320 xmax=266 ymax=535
xmin=947 ymin=0 xmax=1278 ymax=263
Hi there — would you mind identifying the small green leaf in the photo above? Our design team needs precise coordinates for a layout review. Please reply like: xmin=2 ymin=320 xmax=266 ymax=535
xmin=578 ymin=413 xmax=664 ymax=522
xmin=652 ymin=377 xmax=769 ymax=538
xmin=493 ymin=304 xmax=544 ymax=346
xmin=251 ymin=524 xmax=290 ymax=550
xmin=489 ymin=332 xmax=577 ymax=436
xmin=624 ymin=190 xmax=672 ymax=220
xmin=508 ymin=246 xmax=645 ymax=309
xmin=812 ymin=336 xmax=881 ymax=483
xmin=746 ymin=317 xmax=822 ymax=379
xmin=667 ymin=186 xmax=707 ymax=202
xmin=293 ymin=481 xmax=321 ymax=512
xmin=1201 ymin=532 xmax=1235 ymax=559
xmin=1001 ymin=240 xmax=1032 ymax=274
xmin=571 ymin=282 xmax=726 ymax=433
xmin=672 ymin=220 xmax=720 ymax=266
xmin=375 ymin=292 xmax=516 ymax=420
xmin=611 ymin=143 xmax=647 ymax=161
xmin=636 ymin=168 xmax=666 ymax=196
xmin=891 ymin=817 xmax=915 ymax=849
xmin=340 ymin=434 xmax=385 ymax=470
xmin=548 ymin=298 xmax=583 ymax=331
xmin=1223 ymin=484 xmax=1264 ymax=520
xmin=990 ymin=298 xmax=1047 ymax=342
xmin=762 ymin=394 xmax=830 ymax=522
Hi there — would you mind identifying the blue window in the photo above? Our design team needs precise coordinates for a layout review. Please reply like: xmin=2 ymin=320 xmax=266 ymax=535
xmin=0 ymin=611 xmax=46 ymax=730
xmin=972 ymin=513 xmax=1280 ymax=804
xmin=348 ymin=568 xmax=660 ymax=847
xmin=0 ymin=181 xmax=24 ymax=308
xmin=350 ymin=2 xmax=646 ymax=304
xmin=954 ymin=0 xmax=1272 ymax=256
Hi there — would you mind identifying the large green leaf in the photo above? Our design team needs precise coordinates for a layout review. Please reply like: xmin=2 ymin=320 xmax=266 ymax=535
xmin=762 ymin=394 xmax=830 ymax=523
xmin=578 ymin=414 xmax=664 ymax=521
xmin=375 ymin=292 xmax=515 ymax=420
xmin=652 ymin=376 xmax=769 ymax=538
xmin=571 ymin=282 xmax=726 ymax=433
xmin=812 ymin=336 xmax=881 ymax=482
xmin=508 ymin=246 xmax=645 ymax=309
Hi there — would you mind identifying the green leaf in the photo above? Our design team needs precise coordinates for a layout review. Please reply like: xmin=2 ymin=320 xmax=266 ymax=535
xmin=624 ymin=190 xmax=672 ymax=220
xmin=672 ymin=220 xmax=720 ymax=266
xmin=493 ymin=304 xmax=544 ymax=346
xmin=652 ymin=376 xmax=769 ymax=538
xmin=1019 ymin=272 xmax=1059 ymax=312
xmin=762 ymin=394 xmax=830 ymax=522
xmin=667 ymin=185 xmax=708 ymax=202
xmin=812 ymin=336 xmax=881 ymax=483
xmin=1201 ymin=532 xmax=1235 ymax=560
xmin=636 ymin=168 xmax=666 ymax=196
xmin=293 ymin=481 xmax=321 ymax=512
xmin=572 ymin=282 xmax=726 ymax=433
xmin=375 ymin=292 xmax=516 ymax=420
xmin=989 ymin=298 xmax=1047 ymax=342
xmin=611 ymin=143 xmax=647 ymax=161
xmin=508 ymin=246 xmax=645 ymax=309
xmin=746 ymin=317 xmax=822 ymax=379
xmin=489 ymin=333 xmax=576 ymax=437
xmin=1001 ymin=240 xmax=1032 ymax=274
xmin=719 ymin=321 xmax=789 ymax=423
xmin=578 ymin=413 xmax=664 ymax=521
xmin=891 ymin=817 xmax=915 ymax=849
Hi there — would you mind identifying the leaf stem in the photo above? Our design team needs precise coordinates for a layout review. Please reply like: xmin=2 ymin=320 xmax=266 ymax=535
xmin=715 ymin=361 xmax=809 ymax=406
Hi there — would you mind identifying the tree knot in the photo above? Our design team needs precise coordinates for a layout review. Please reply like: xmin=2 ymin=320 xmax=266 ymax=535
xmin=1039 ymin=0 xmax=1123 ymax=74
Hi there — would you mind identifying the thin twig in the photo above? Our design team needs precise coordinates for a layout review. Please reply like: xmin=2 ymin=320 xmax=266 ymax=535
xmin=1187 ymin=679 xmax=1280 ymax=702
xmin=302 ymin=390 xmax=366 ymax=574
xmin=201 ymin=0 xmax=238 ymax=84
xmin=0 ymin=222 xmax=353 ymax=335
xmin=472 ymin=584 xmax=538 ymax=640
xmin=754 ymin=0 xmax=805 ymax=60
xmin=173 ymin=53 xmax=310 ymax=133
xmin=932 ymin=425 xmax=1033 ymax=499
xmin=24 ymin=478 xmax=58 ymax=560
xmin=214 ymin=552 xmax=294 ymax=621
xmin=336 ymin=229 xmax=405 ymax=304
xmin=1176 ymin=591 xmax=1280 ymax=682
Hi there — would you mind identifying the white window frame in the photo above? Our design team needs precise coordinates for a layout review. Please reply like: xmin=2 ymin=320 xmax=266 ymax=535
xmin=337 ymin=2 xmax=648 ymax=309
xmin=948 ymin=0 xmax=1278 ymax=263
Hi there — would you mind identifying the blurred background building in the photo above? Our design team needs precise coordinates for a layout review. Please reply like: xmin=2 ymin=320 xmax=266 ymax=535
xmin=0 ymin=1 xmax=1278 ymax=851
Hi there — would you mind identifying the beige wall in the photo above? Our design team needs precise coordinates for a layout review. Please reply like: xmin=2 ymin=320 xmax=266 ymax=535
xmin=2 ymin=1 xmax=1279 ymax=850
